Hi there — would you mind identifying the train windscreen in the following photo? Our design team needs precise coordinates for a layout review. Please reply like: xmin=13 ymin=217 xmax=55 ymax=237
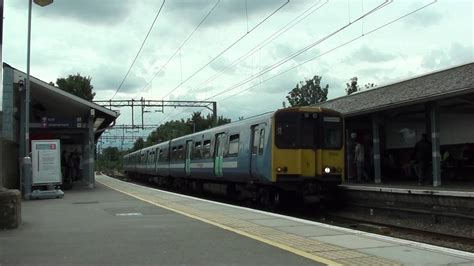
xmin=275 ymin=112 xmax=342 ymax=149
xmin=275 ymin=112 xmax=317 ymax=149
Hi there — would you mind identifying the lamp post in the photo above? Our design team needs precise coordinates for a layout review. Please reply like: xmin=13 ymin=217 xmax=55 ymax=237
xmin=23 ymin=0 xmax=53 ymax=199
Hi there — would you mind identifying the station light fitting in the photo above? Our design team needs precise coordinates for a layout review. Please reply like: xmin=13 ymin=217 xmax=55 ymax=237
xmin=33 ymin=0 xmax=53 ymax=7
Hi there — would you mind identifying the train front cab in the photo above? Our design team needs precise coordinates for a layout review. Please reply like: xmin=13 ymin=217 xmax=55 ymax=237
xmin=271 ymin=107 xmax=344 ymax=202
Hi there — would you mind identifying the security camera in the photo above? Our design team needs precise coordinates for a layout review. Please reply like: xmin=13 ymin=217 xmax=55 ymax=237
xmin=18 ymin=80 xmax=25 ymax=91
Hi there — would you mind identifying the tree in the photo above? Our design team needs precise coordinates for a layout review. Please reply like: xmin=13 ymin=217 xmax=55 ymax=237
xmin=364 ymin=83 xmax=376 ymax=89
xmin=346 ymin=77 xmax=377 ymax=95
xmin=346 ymin=77 xmax=359 ymax=95
xmin=132 ymin=137 xmax=145 ymax=152
xmin=285 ymin=75 xmax=328 ymax=107
xmin=96 ymin=146 xmax=124 ymax=171
xmin=56 ymin=73 xmax=96 ymax=101
xmin=140 ymin=112 xmax=232 ymax=148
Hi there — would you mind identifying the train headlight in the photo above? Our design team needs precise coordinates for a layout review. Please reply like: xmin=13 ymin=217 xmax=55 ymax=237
xmin=276 ymin=167 xmax=288 ymax=173
xmin=324 ymin=167 xmax=331 ymax=174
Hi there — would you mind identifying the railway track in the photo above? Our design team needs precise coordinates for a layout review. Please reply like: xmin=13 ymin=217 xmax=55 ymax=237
xmin=105 ymin=172 xmax=474 ymax=253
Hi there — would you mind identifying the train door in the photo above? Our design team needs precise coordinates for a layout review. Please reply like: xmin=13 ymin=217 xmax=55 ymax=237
xmin=185 ymin=140 xmax=193 ymax=176
xmin=250 ymin=124 xmax=266 ymax=178
xmin=154 ymin=147 xmax=160 ymax=173
xmin=214 ymin=133 xmax=226 ymax=177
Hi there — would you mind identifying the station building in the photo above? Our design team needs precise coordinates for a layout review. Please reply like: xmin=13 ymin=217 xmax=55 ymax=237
xmin=316 ymin=62 xmax=474 ymax=188
xmin=0 ymin=63 xmax=119 ymax=191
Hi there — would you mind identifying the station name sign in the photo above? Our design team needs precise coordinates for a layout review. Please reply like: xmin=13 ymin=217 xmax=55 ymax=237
xmin=40 ymin=117 xmax=84 ymax=128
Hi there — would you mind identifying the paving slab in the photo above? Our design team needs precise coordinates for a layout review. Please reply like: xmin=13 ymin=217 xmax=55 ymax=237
xmin=311 ymin=234 xmax=401 ymax=249
xmin=0 ymin=183 xmax=320 ymax=266
xmin=359 ymin=245 xmax=471 ymax=265
xmin=225 ymin=212 xmax=276 ymax=220
xmin=278 ymin=225 xmax=347 ymax=237
xmin=249 ymin=218 xmax=303 ymax=227
xmin=93 ymin=175 xmax=474 ymax=266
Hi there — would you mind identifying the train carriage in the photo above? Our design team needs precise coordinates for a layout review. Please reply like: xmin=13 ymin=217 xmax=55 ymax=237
xmin=123 ymin=107 xmax=344 ymax=206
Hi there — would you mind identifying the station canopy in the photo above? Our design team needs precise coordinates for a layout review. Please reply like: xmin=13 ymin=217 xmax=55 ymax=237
xmin=9 ymin=64 xmax=119 ymax=139
xmin=315 ymin=63 xmax=474 ymax=116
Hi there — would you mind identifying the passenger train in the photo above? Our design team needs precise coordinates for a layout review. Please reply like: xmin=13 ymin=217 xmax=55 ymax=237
xmin=123 ymin=107 xmax=344 ymax=207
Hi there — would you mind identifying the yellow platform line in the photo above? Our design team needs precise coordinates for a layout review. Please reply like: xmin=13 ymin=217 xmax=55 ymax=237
xmin=98 ymin=178 xmax=341 ymax=266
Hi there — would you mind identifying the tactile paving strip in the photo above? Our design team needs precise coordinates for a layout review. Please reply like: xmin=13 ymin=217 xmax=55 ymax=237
xmin=98 ymin=176 xmax=402 ymax=266
xmin=337 ymin=256 xmax=403 ymax=266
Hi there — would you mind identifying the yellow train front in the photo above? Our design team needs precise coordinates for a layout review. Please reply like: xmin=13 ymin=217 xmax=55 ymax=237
xmin=268 ymin=107 xmax=344 ymax=204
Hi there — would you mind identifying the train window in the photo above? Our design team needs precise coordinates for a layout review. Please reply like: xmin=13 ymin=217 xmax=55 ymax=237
xmin=322 ymin=116 xmax=342 ymax=149
xmin=160 ymin=148 xmax=168 ymax=161
xmin=275 ymin=113 xmax=298 ymax=148
xmin=301 ymin=114 xmax=316 ymax=148
xmin=259 ymin=129 xmax=265 ymax=155
xmin=193 ymin=141 xmax=202 ymax=159
xmin=171 ymin=147 xmax=177 ymax=161
xmin=252 ymin=129 xmax=259 ymax=155
xmin=228 ymin=134 xmax=239 ymax=156
xmin=203 ymin=140 xmax=211 ymax=158
xmin=178 ymin=145 xmax=184 ymax=160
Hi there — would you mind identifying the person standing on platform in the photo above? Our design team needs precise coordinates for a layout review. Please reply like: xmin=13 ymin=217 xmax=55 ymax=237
xmin=72 ymin=150 xmax=80 ymax=181
xmin=61 ymin=151 xmax=67 ymax=182
xmin=355 ymin=141 xmax=369 ymax=182
xmin=66 ymin=152 xmax=75 ymax=187
xmin=415 ymin=133 xmax=432 ymax=185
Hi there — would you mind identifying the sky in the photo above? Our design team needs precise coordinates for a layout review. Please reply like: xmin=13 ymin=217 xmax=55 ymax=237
xmin=2 ymin=0 xmax=473 ymax=149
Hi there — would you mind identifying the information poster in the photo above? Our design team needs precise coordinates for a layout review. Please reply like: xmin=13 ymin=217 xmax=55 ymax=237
xmin=32 ymin=139 xmax=62 ymax=185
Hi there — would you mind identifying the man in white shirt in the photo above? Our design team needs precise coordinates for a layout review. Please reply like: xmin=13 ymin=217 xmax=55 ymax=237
xmin=355 ymin=141 xmax=369 ymax=182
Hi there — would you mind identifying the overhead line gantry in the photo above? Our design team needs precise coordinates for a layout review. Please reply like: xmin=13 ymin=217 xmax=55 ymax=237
xmin=93 ymin=98 xmax=217 ymax=129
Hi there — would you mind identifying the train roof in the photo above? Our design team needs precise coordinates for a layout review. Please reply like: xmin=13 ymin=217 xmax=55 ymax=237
xmin=124 ymin=106 xmax=341 ymax=156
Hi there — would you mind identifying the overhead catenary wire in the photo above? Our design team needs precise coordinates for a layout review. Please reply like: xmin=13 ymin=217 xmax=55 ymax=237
xmin=147 ymin=0 xmax=436 ymax=128
xmin=111 ymin=0 xmax=166 ymax=100
xmin=245 ymin=0 xmax=249 ymax=33
xmin=181 ymin=0 xmax=436 ymax=123
xmin=203 ymin=0 xmax=392 ymax=101
xmin=188 ymin=0 xmax=328 ymax=96
xmin=137 ymin=0 xmax=222 ymax=98
xmin=165 ymin=0 xmax=390 ymax=123
xmin=216 ymin=0 xmax=438 ymax=103
xmin=160 ymin=0 xmax=290 ymax=100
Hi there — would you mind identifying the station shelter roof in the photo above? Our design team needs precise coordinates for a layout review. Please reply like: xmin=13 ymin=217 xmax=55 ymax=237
xmin=6 ymin=63 xmax=119 ymax=140
xmin=315 ymin=62 xmax=474 ymax=117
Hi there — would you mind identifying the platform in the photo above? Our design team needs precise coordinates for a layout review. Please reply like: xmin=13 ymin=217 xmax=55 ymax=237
xmin=1 ymin=174 xmax=473 ymax=265
xmin=340 ymin=182 xmax=474 ymax=197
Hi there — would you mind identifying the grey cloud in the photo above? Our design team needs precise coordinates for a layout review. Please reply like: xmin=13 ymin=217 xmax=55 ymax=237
xmin=323 ymin=75 xmax=346 ymax=99
xmin=165 ymin=0 xmax=292 ymax=27
xmin=10 ymin=0 xmax=134 ymax=25
xmin=402 ymin=7 xmax=442 ymax=28
xmin=209 ymin=57 xmax=237 ymax=74
xmin=421 ymin=43 xmax=474 ymax=70
xmin=268 ymin=42 xmax=317 ymax=64
xmin=218 ymin=91 xmax=282 ymax=121
xmin=85 ymin=65 xmax=147 ymax=95
xmin=346 ymin=44 xmax=396 ymax=63
xmin=258 ymin=71 xmax=300 ymax=94
xmin=356 ymin=66 xmax=392 ymax=82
